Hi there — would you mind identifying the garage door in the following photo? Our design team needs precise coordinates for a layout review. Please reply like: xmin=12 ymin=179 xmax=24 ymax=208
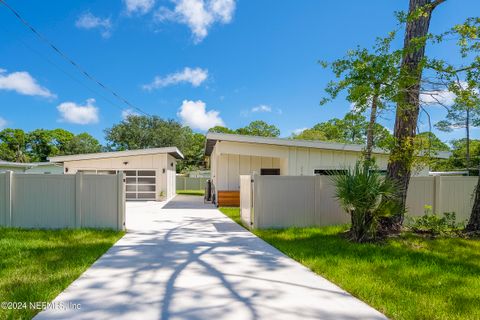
xmin=125 ymin=170 xmax=156 ymax=200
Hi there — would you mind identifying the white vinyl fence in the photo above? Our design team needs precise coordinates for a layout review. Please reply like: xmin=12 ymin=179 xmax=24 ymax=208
xmin=0 ymin=171 xmax=125 ymax=230
xmin=176 ymin=176 xmax=209 ymax=191
xmin=240 ymin=174 xmax=477 ymax=229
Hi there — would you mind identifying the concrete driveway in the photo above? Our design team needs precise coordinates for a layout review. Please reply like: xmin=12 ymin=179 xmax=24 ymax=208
xmin=36 ymin=195 xmax=386 ymax=320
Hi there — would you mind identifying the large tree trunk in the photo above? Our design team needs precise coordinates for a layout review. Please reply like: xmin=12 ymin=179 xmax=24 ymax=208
xmin=365 ymin=94 xmax=379 ymax=163
xmin=382 ymin=0 xmax=445 ymax=232
xmin=466 ymin=172 xmax=480 ymax=232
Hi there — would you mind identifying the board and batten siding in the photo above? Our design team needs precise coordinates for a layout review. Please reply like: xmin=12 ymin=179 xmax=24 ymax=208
xmin=211 ymin=140 xmax=396 ymax=191
xmin=61 ymin=153 xmax=176 ymax=201
xmin=0 ymin=171 xmax=125 ymax=230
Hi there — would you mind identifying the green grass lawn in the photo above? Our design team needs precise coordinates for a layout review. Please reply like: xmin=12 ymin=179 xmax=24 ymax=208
xmin=219 ymin=207 xmax=480 ymax=320
xmin=0 ymin=228 xmax=124 ymax=320
xmin=176 ymin=189 xmax=205 ymax=196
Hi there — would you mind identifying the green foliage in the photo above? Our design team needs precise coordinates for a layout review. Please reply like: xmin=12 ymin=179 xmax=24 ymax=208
xmin=407 ymin=206 xmax=464 ymax=236
xmin=292 ymin=112 xmax=393 ymax=149
xmin=105 ymin=115 xmax=205 ymax=173
xmin=0 ymin=128 xmax=29 ymax=162
xmin=208 ymin=126 xmax=235 ymax=134
xmin=331 ymin=162 xmax=399 ymax=242
xmin=235 ymin=120 xmax=280 ymax=137
xmin=0 ymin=128 xmax=100 ymax=162
xmin=209 ymin=120 xmax=281 ymax=137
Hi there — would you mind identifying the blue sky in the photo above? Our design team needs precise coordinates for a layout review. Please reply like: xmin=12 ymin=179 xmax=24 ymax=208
xmin=0 ymin=0 xmax=478 ymax=145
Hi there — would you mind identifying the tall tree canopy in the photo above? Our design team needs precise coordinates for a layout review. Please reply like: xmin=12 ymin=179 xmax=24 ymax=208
xmin=208 ymin=120 xmax=281 ymax=137
xmin=0 ymin=128 xmax=100 ymax=162
xmin=292 ymin=112 xmax=393 ymax=150
xmin=105 ymin=115 xmax=205 ymax=173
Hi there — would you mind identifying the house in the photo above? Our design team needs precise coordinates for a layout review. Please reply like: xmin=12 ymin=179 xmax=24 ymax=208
xmin=204 ymin=132 xmax=450 ymax=206
xmin=0 ymin=161 xmax=63 ymax=174
xmin=49 ymin=147 xmax=183 ymax=201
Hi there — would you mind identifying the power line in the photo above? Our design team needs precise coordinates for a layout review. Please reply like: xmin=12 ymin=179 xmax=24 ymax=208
xmin=0 ymin=0 xmax=150 ymax=117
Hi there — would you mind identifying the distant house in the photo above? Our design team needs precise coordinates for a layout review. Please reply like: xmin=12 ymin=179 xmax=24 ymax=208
xmin=0 ymin=161 xmax=63 ymax=174
xmin=49 ymin=147 xmax=183 ymax=201
xmin=204 ymin=133 xmax=451 ymax=206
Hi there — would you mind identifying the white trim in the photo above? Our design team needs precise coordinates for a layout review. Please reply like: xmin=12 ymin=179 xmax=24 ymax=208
xmin=49 ymin=147 xmax=184 ymax=162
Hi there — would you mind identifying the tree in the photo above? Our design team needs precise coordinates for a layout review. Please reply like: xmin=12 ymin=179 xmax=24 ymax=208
xmin=105 ymin=115 xmax=202 ymax=173
xmin=178 ymin=133 xmax=206 ymax=173
xmin=235 ymin=120 xmax=280 ymax=137
xmin=0 ymin=128 xmax=29 ymax=162
xmin=435 ymin=85 xmax=480 ymax=171
xmin=321 ymin=34 xmax=401 ymax=161
xmin=293 ymin=112 xmax=393 ymax=149
xmin=384 ymin=0 xmax=445 ymax=232
xmin=27 ymin=129 xmax=54 ymax=162
xmin=208 ymin=126 xmax=235 ymax=134
xmin=63 ymin=133 xmax=101 ymax=155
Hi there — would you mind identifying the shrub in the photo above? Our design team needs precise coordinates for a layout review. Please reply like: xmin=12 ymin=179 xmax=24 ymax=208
xmin=331 ymin=162 xmax=399 ymax=242
xmin=407 ymin=205 xmax=464 ymax=236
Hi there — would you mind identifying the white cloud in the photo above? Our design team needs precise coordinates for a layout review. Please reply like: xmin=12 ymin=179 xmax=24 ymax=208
xmin=0 ymin=69 xmax=55 ymax=98
xmin=75 ymin=12 xmax=113 ymax=38
xmin=420 ymin=89 xmax=456 ymax=106
xmin=251 ymin=104 xmax=272 ymax=113
xmin=121 ymin=108 xmax=140 ymax=119
xmin=124 ymin=0 xmax=155 ymax=15
xmin=292 ymin=127 xmax=308 ymax=135
xmin=57 ymin=98 xmax=99 ymax=124
xmin=155 ymin=0 xmax=236 ymax=43
xmin=143 ymin=67 xmax=208 ymax=90
xmin=0 ymin=117 xmax=7 ymax=129
xmin=177 ymin=99 xmax=224 ymax=130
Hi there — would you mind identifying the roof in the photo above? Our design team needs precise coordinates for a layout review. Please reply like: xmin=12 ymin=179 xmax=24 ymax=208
xmin=49 ymin=147 xmax=184 ymax=162
xmin=204 ymin=132 xmax=451 ymax=159
xmin=0 ymin=161 xmax=62 ymax=168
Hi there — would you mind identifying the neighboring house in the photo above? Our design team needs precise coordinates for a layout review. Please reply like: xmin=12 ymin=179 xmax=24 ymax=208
xmin=49 ymin=147 xmax=183 ymax=201
xmin=0 ymin=161 xmax=63 ymax=174
xmin=204 ymin=132 xmax=450 ymax=206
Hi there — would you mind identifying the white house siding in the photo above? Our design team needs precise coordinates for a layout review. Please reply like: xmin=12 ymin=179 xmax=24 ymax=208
xmin=61 ymin=153 xmax=176 ymax=201
xmin=25 ymin=164 xmax=64 ymax=174
xmin=211 ymin=141 xmax=393 ymax=192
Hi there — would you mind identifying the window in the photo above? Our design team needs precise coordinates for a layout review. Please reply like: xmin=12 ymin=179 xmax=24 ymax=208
xmin=314 ymin=169 xmax=347 ymax=176
xmin=260 ymin=168 xmax=280 ymax=175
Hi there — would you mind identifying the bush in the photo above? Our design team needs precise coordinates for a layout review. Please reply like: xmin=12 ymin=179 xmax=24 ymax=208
xmin=408 ymin=205 xmax=464 ymax=236
xmin=331 ymin=161 xmax=399 ymax=242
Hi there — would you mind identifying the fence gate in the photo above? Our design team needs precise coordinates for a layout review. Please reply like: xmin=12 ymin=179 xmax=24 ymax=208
xmin=240 ymin=175 xmax=253 ymax=227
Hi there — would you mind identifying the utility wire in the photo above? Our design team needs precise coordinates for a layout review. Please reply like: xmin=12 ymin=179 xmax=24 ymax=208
xmin=0 ymin=23 xmax=130 ymax=115
xmin=0 ymin=0 xmax=150 ymax=116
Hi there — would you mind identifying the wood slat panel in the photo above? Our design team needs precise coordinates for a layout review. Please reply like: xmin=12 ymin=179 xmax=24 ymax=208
xmin=218 ymin=191 xmax=240 ymax=207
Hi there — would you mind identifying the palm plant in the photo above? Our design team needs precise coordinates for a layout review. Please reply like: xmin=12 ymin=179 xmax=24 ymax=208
xmin=331 ymin=162 xmax=399 ymax=242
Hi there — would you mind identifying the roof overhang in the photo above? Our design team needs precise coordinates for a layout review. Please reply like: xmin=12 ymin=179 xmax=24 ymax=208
xmin=205 ymin=132 xmax=387 ymax=156
xmin=204 ymin=133 xmax=451 ymax=159
xmin=49 ymin=147 xmax=184 ymax=163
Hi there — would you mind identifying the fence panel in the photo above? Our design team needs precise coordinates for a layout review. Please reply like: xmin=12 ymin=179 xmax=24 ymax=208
xmin=0 ymin=172 xmax=125 ymax=230
xmin=176 ymin=176 xmax=209 ymax=191
xmin=240 ymin=175 xmax=252 ymax=227
xmin=244 ymin=174 xmax=477 ymax=229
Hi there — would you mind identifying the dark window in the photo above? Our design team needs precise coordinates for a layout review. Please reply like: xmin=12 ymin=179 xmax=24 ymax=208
xmin=260 ymin=168 xmax=280 ymax=175
xmin=314 ymin=169 xmax=348 ymax=176
xmin=125 ymin=171 xmax=136 ymax=176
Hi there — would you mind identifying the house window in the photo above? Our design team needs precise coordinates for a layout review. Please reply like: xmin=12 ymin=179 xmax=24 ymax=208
xmin=314 ymin=169 xmax=347 ymax=176
xmin=260 ymin=168 xmax=280 ymax=175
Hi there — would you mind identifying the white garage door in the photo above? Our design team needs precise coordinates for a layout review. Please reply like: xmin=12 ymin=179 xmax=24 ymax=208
xmin=125 ymin=170 xmax=156 ymax=200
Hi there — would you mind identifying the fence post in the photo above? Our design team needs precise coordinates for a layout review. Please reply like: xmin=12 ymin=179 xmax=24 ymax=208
xmin=75 ymin=172 xmax=83 ymax=228
xmin=5 ymin=171 xmax=13 ymax=227
xmin=433 ymin=175 xmax=442 ymax=214
xmin=117 ymin=173 xmax=125 ymax=231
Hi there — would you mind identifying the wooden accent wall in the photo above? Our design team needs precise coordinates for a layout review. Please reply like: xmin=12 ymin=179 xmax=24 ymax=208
xmin=217 ymin=191 xmax=240 ymax=207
